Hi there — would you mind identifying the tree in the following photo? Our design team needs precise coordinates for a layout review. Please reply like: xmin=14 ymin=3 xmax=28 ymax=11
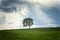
xmin=23 ymin=18 xmax=33 ymax=29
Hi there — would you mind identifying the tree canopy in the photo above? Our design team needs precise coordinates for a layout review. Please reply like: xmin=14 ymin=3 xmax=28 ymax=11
xmin=23 ymin=18 xmax=33 ymax=29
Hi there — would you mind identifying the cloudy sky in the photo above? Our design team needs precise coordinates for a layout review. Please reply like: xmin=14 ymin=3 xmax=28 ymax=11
xmin=0 ymin=0 xmax=60 ymax=30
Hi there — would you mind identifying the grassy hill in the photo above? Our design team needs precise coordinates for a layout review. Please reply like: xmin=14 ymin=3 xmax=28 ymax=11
xmin=0 ymin=28 xmax=60 ymax=40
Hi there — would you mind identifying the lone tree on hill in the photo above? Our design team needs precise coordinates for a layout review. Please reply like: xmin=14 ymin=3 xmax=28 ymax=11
xmin=23 ymin=18 xmax=33 ymax=29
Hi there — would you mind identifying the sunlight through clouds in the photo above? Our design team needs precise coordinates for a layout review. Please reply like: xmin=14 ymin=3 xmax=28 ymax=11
xmin=0 ymin=0 xmax=60 ymax=30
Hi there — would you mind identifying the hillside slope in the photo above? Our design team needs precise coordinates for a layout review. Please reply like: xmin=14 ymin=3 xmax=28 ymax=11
xmin=0 ymin=28 xmax=60 ymax=40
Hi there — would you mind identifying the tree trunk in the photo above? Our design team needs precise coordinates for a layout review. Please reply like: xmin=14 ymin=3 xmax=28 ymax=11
xmin=29 ymin=23 xmax=30 ymax=29
xmin=29 ymin=19 xmax=30 ymax=29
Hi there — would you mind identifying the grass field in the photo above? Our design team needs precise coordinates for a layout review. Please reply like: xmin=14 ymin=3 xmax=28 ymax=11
xmin=0 ymin=28 xmax=60 ymax=40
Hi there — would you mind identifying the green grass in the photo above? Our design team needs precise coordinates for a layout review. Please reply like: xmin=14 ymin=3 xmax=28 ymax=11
xmin=0 ymin=28 xmax=60 ymax=40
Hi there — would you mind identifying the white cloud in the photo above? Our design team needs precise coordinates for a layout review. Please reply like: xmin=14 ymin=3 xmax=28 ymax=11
xmin=29 ymin=3 xmax=55 ymax=26
xmin=25 ymin=0 xmax=57 ymax=7
xmin=0 ymin=13 xmax=21 ymax=29
xmin=0 ymin=5 xmax=30 ymax=30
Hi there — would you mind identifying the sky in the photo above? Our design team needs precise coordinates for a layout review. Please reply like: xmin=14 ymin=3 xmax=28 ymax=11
xmin=0 ymin=0 xmax=60 ymax=30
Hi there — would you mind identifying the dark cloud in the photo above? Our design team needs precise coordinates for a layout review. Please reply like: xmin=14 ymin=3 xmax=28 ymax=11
xmin=41 ymin=4 xmax=60 ymax=25
xmin=0 ymin=7 xmax=16 ymax=12
xmin=0 ymin=0 xmax=31 ymax=13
